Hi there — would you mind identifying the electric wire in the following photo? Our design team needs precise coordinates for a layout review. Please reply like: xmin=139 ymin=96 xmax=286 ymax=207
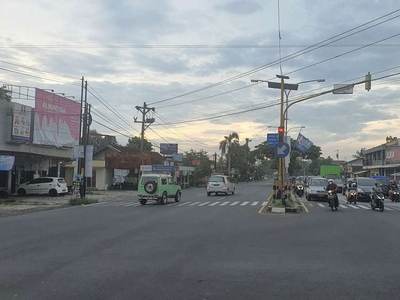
xmin=148 ymin=9 xmax=400 ymax=105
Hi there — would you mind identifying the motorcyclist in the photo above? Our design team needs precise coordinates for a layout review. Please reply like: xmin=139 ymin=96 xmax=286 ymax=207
xmin=326 ymin=179 xmax=338 ymax=206
xmin=388 ymin=180 xmax=399 ymax=200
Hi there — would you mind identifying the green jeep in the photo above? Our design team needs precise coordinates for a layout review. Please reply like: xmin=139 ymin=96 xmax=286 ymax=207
xmin=138 ymin=173 xmax=182 ymax=205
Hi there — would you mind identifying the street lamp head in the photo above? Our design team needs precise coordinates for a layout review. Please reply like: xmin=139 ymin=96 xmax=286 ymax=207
xmin=317 ymin=79 xmax=326 ymax=82
xmin=251 ymin=79 xmax=259 ymax=83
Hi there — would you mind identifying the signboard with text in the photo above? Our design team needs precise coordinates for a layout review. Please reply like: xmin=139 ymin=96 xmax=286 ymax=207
xmin=160 ymin=143 xmax=178 ymax=155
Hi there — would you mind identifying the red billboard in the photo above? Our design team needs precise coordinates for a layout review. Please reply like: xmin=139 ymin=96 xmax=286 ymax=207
xmin=33 ymin=89 xmax=81 ymax=147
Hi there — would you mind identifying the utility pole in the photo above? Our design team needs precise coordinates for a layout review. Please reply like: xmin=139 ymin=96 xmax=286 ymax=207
xmin=80 ymin=81 xmax=88 ymax=198
xmin=214 ymin=152 xmax=217 ymax=173
xmin=134 ymin=102 xmax=155 ymax=152
xmin=76 ymin=76 xmax=84 ymax=176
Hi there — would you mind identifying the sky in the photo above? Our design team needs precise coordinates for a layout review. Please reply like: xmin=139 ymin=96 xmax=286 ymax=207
xmin=1 ymin=0 xmax=400 ymax=162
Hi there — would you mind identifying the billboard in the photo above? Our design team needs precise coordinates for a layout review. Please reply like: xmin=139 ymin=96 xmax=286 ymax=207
xmin=160 ymin=143 xmax=178 ymax=155
xmin=33 ymin=89 xmax=80 ymax=147
xmin=11 ymin=103 xmax=32 ymax=144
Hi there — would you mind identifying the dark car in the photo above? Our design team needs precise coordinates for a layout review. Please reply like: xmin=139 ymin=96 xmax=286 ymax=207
xmin=372 ymin=176 xmax=390 ymax=197
xmin=333 ymin=179 xmax=344 ymax=193
xmin=355 ymin=177 xmax=378 ymax=201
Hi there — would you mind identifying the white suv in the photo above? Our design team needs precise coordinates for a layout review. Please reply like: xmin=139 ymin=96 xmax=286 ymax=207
xmin=17 ymin=177 xmax=68 ymax=197
xmin=207 ymin=175 xmax=235 ymax=196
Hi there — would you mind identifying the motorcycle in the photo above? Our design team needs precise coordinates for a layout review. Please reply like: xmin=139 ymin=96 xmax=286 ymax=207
xmin=390 ymin=189 xmax=400 ymax=202
xmin=347 ymin=188 xmax=357 ymax=204
xmin=327 ymin=190 xmax=338 ymax=211
xmin=0 ymin=187 xmax=8 ymax=199
xmin=295 ymin=184 xmax=304 ymax=197
xmin=370 ymin=191 xmax=384 ymax=212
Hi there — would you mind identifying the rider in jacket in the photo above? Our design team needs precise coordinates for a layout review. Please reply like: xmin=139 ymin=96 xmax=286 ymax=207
xmin=326 ymin=179 xmax=338 ymax=206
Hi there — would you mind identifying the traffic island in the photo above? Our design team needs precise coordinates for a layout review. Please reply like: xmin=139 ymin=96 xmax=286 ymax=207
xmin=266 ymin=193 xmax=300 ymax=214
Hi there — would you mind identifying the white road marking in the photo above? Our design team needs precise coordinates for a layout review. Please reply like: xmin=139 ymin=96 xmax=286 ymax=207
xmin=251 ymin=201 xmax=259 ymax=206
xmin=218 ymin=197 xmax=225 ymax=201
xmin=358 ymin=205 xmax=370 ymax=210
xmin=240 ymin=201 xmax=249 ymax=206
xmin=230 ymin=201 xmax=240 ymax=206
xmin=198 ymin=202 xmax=211 ymax=206
xmin=176 ymin=202 xmax=190 ymax=206
xmin=308 ymin=203 xmax=314 ymax=207
xmin=188 ymin=202 xmax=202 ymax=206
xmin=125 ymin=203 xmax=140 ymax=206
xmin=317 ymin=203 xmax=325 ymax=208
xmin=348 ymin=204 xmax=360 ymax=209
xmin=340 ymin=205 xmax=348 ymax=209
xmin=385 ymin=207 xmax=393 ymax=211
xmin=262 ymin=201 xmax=268 ymax=206
xmin=209 ymin=202 xmax=220 ymax=206
xmin=219 ymin=201 xmax=230 ymax=206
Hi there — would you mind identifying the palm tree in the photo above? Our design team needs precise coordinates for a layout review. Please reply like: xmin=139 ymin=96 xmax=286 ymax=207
xmin=219 ymin=132 xmax=239 ymax=175
xmin=352 ymin=147 xmax=366 ymax=159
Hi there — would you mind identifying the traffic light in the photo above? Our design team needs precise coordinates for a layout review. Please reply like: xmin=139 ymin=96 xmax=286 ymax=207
xmin=365 ymin=71 xmax=371 ymax=91
xmin=278 ymin=126 xmax=284 ymax=142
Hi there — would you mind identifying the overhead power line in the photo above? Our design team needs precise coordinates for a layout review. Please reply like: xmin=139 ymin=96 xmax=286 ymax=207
xmin=154 ymin=70 xmax=400 ymax=126
xmin=148 ymin=9 xmax=400 ymax=106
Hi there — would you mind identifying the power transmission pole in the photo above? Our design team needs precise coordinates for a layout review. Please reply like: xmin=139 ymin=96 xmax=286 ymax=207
xmin=134 ymin=102 xmax=155 ymax=152
xmin=81 ymin=81 xmax=88 ymax=198
xmin=214 ymin=153 xmax=217 ymax=173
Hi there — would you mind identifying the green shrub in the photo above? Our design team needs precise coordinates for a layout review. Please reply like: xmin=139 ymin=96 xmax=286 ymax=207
xmin=69 ymin=197 xmax=99 ymax=205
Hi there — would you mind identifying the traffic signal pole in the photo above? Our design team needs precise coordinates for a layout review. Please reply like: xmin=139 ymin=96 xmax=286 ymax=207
xmin=278 ymin=75 xmax=289 ymax=206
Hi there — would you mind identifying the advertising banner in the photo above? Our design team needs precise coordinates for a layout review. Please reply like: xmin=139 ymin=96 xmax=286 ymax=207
xmin=33 ymin=89 xmax=81 ymax=147
xmin=160 ymin=143 xmax=178 ymax=155
xmin=295 ymin=133 xmax=313 ymax=153
xmin=11 ymin=103 xmax=32 ymax=144
xmin=85 ymin=145 xmax=94 ymax=177
xmin=0 ymin=155 xmax=15 ymax=171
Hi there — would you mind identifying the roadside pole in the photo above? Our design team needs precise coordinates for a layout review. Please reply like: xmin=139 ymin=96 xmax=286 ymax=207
xmin=278 ymin=75 xmax=289 ymax=206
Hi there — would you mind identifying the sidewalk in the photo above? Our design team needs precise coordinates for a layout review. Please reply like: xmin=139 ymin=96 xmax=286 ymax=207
xmin=0 ymin=190 xmax=138 ymax=218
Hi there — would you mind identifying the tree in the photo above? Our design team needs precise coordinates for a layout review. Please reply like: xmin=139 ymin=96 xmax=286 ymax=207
xmin=353 ymin=147 xmax=366 ymax=159
xmin=126 ymin=136 xmax=153 ymax=152
xmin=386 ymin=136 xmax=398 ymax=143
xmin=0 ymin=87 xmax=11 ymax=102
xmin=182 ymin=149 xmax=212 ymax=186
xmin=219 ymin=132 xmax=239 ymax=175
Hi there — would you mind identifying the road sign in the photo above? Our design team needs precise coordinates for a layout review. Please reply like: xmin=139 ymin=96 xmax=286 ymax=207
xmin=333 ymin=84 xmax=353 ymax=94
xmin=274 ymin=142 xmax=290 ymax=157
xmin=267 ymin=133 xmax=279 ymax=146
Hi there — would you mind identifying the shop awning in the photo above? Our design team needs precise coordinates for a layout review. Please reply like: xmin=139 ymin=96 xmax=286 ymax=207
xmin=0 ymin=155 xmax=15 ymax=171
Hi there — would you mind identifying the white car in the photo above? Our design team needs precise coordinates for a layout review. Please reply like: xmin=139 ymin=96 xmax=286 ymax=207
xmin=207 ymin=175 xmax=235 ymax=196
xmin=17 ymin=177 xmax=68 ymax=197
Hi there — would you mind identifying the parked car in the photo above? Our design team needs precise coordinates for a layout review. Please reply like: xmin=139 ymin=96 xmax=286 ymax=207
xmin=17 ymin=177 xmax=68 ymax=196
xmin=207 ymin=175 xmax=235 ymax=196
xmin=137 ymin=173 xmax=182 ymax=205
xmin=305 ymin=177 xmax=328 ymax=201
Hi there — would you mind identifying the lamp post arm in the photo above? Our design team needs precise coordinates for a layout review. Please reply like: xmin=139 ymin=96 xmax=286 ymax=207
xmin=283 ymin=78 xmax=367 ymax=121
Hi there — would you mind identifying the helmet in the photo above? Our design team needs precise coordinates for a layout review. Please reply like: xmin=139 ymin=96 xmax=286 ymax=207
xmin=328 ymin=179 xmax=333 ymax=183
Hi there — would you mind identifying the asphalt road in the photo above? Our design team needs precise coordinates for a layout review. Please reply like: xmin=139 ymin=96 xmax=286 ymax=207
xmin=1 ymin=182 xmax=400 ymax=300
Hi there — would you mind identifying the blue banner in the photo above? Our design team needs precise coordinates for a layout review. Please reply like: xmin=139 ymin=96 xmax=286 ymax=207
xmin=0 ymin=155 xmax=15 ymax=171
xmin=294 ymin=133 xmax=313 ymax=153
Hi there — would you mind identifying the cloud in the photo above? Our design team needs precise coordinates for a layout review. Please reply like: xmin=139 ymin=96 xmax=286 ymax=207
xmin=215 ymin=0 xmax=263 ymax=15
